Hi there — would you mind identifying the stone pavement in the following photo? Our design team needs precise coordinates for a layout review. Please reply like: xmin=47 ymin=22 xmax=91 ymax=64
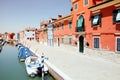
xmin=23 ymin=40 xmax=120 ymax=80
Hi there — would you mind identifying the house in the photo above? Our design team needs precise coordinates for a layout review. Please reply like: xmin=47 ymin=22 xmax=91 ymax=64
xmin=52 ymin=14 xmax=73 ymax=47
xmin=24 ymin=27 xmax=36 ymax=41
xmin=39 ymin=21 xmax=49 ymax=45
xmin=70 ymin=0 xmax=120 ymax=53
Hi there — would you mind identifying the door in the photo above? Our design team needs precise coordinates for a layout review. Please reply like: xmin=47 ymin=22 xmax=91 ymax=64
xmin=58 ymin=38 xmax=60 ymax=46
xmin=79 ymin=36 xmax=84 ymax=53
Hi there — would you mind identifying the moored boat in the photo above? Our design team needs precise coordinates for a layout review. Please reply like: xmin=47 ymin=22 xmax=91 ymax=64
xmin=18 ymin=47 xmax=32 ymax=62
xmin=25 ymin=56 xmax=48 ymax=77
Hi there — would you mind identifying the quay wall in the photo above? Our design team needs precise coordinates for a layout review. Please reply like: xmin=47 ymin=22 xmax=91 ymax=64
xmin=22 ymin=42 xmax=72 ymax=80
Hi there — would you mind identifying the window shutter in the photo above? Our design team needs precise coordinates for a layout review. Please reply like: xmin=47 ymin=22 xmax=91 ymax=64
xmin=116 ymin=10 xmax=120 ymax=22
xmin=113 ymin=10 xmax=117 ymax=23
xmin=77 ymin=16 xmax=84 ymax=27
xmin=94 ymin=38 xmax=99 ymax=48
xmin=76 ymin=20 xmax=78 ymax=27
xmin=91 ymin=16 xmax=94 ymax=26
xmin=99 ymin=14 xmax=101 ymax=26
xmin=117 ymin=38 xmax=120 ymax=51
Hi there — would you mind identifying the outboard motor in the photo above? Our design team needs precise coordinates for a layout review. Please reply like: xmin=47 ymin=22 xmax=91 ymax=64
xmin=37 ymin=67 xmax=42 ymax=76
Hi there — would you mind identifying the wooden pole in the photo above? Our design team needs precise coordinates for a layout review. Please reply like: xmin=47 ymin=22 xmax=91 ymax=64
xmin=41 ymin=53 xmax=44 ymax=80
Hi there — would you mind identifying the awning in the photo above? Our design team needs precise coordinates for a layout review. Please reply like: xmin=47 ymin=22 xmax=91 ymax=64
xmin=116 ymin=10 xmax=120 ymax=21
xmin=93 ymin=15 xmax=99 ymax=25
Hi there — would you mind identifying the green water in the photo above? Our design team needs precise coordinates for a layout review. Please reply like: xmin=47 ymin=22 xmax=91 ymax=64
xmin=0 ymin=44 xmax=55 ymax=80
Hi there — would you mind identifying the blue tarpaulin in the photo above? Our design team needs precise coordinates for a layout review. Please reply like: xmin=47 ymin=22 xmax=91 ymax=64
xmin=18 ymin=47 xmax=32 ymax=59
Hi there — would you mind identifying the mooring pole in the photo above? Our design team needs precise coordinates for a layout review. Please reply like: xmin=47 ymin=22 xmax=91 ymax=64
xmin=41 ymin=53 xmax=44 ymax=80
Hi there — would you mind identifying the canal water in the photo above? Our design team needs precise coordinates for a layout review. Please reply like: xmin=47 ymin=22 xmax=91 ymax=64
xmin=0 ymin=43 xmax=55 ymax=80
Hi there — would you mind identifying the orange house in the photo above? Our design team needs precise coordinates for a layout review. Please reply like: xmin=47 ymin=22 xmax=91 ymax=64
xmin=19 ymin=30 xmax=25 ymax=42
xmin=70 ymin=0 xmax=120 ymax=53
xmin=39 ymin=21 xmax=49 ymax=45
xmin=52 ymin=14 xmax=73 ymax=46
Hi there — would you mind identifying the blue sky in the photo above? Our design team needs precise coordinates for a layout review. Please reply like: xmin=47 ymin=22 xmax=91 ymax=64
xmin=0 ymin=0 xmax=71 ymax=33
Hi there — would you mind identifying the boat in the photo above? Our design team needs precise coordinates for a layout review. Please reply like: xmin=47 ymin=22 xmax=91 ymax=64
xmin=16 ymin=43 xmax=22 ymax=47
xmin=0 ymin=41 xmax=6 ymax=46
xmin=18 ymin=47 xmax=32 ymax=61
xmin=16 ymin=43 xmax=23 ymax=50
xmin=25 ymin=56 xmax=49 ymax=77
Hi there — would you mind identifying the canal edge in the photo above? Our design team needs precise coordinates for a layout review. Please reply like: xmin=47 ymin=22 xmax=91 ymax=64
xmin=35 ymin=53 xmax=72 ymax=80
xmin=45 ymin=60 xmax=72 ymax=80
xmin=22 ymin=42 xmax=72 ymax=80
xmin=29 ymin=48 xmax=72 ymax=80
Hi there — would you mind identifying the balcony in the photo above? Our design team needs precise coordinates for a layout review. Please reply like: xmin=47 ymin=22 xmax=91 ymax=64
xmin=76 ymin=27 xmax=84 ymax=32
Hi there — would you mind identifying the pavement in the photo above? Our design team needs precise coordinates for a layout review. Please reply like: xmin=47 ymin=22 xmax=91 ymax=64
xmin=22 ymin=40 xmax=120 ymax=80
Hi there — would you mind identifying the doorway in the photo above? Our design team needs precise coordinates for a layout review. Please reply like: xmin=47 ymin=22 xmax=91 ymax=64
xmin=58 ymin=38 xmax=60 ymax=46
xmin=79 ymin=36 xmax=84 ymax=53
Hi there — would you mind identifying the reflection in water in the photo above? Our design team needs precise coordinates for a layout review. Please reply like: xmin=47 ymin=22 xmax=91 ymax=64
xmin=0 ymin=42 xmax=55 ymax=80
xmin=0 ymin=46 xmax=2 ymax=53
xmin=7 ymin=41 xmax=15 ymax=46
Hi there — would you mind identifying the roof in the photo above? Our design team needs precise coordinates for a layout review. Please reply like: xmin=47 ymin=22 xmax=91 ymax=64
xmin=25 ymin=27 xmax=36 ymax=31
xmin=52 ymin=14 xmax=72 ymax=24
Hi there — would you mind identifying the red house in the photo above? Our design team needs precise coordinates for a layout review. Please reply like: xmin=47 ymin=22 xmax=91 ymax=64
xmin=52 ymin=14 xmax=73 ymax=46
xmin=39 ymin=21 xmax=49 ymax=45
xmin=70 ymin=0 xmax=120 ymax=53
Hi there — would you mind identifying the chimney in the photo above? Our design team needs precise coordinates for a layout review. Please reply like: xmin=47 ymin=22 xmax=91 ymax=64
xmin=58 ymin=15 xmax=62 ymax=19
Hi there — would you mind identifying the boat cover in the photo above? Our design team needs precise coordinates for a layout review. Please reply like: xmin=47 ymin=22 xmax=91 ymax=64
xmin=18 ymin=47 xmax=32 ymax=59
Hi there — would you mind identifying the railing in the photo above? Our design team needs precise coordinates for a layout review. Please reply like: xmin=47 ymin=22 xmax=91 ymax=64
xmin=76 ymin=27 xmax=84 ymax=32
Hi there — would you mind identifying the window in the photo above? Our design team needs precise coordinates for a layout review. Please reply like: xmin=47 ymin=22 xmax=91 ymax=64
xmin=77 ymin=16 xmax=84 ymax=27
xmin=62 ymin=38 xmax=64 ymax=43
xmin=84 ymin=0 xmax=88 ymax=6
xmin=116 ymin=38 xmax=120 ymax=52
xmin=62 ymin=23 xmax=64 ymax=29
xmin=113 ymin=9 xmax=120 ymax=23
xmin=69 ymin=21 xmax=72 ymax=29
xmin=76 ymin=15 xmax=84 ymax=32
xmin=57 ymin=25 xmax=59 ymax=30
xmin=94 ymin=37 xmax=100 ymax=48
xmin=91 ymin=14 xmax=101 ymax=26
xmin=54 ymin=28 xmax=56 ymax=31
xmin=74 ymin=3 xmax=78 ymax=10
xmin=69 ymin=37 xmax=72 ymax=45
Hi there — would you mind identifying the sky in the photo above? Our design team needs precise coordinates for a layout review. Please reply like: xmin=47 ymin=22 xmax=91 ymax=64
xmin=0 ymin=0 xmax=72 ymax=33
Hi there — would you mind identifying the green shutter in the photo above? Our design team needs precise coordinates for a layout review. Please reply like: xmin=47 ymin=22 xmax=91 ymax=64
xmin=77 ymin=17 xmax=83 ymax=27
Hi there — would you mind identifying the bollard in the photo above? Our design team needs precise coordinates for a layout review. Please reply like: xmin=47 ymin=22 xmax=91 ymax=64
xmin=41 ymin=53 xmax=44 ymax=80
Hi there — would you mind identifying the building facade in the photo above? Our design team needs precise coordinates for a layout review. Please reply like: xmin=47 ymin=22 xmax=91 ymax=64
xmin=70 ymin=0 xmax=120 ymax=53
xmin=37 ymin=0 xmax=120 ymax=53
xmin=52 ymin=14 xmax=73 ymax=47
xmin=24 ymin=27 xmax=36 ymax=41
xmin=39 ymin=21 xmax=48 ymax=45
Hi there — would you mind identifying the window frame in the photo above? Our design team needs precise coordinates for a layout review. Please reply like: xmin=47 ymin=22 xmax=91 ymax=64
xmin=62 ymin=23 xmax=64 ymax=30
xmin=69 ymin=37 xmax=72 ymax=45
xmin=91 ymin=14 xmax=101 ymax=26
xmin=69 ymin=21 xmax=72 ymax=29
xmin=74 ymin=3 xmax=78 ymax=10
xmin=93 ymin=37 xmax=100 ymax=49
xmin=62 ymin=37 xmax=64 ymax=44
xmin=116 ymin=37 xmax=120 ymax=52
xmin=113 ymin=9 xmax=120 ymax=23
xmin=84 ymin=0 xmax=88 ymax=6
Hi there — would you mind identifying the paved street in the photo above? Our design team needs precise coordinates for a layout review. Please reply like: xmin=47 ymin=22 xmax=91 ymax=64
xmin=23 ymin=41 xmax=120 ymax=80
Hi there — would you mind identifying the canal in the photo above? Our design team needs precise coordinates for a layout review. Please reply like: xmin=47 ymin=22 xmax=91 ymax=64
xmin=0 ymin=43 xmax=55 ymax=80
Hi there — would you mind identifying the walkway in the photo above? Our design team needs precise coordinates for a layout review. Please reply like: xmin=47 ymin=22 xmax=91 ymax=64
xmin=23 ymin=41 xmax=120 ymax=80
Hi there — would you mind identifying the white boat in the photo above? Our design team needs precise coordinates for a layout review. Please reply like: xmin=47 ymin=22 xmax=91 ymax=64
xmin=25 ymin=56 xmax=48 ymax=77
